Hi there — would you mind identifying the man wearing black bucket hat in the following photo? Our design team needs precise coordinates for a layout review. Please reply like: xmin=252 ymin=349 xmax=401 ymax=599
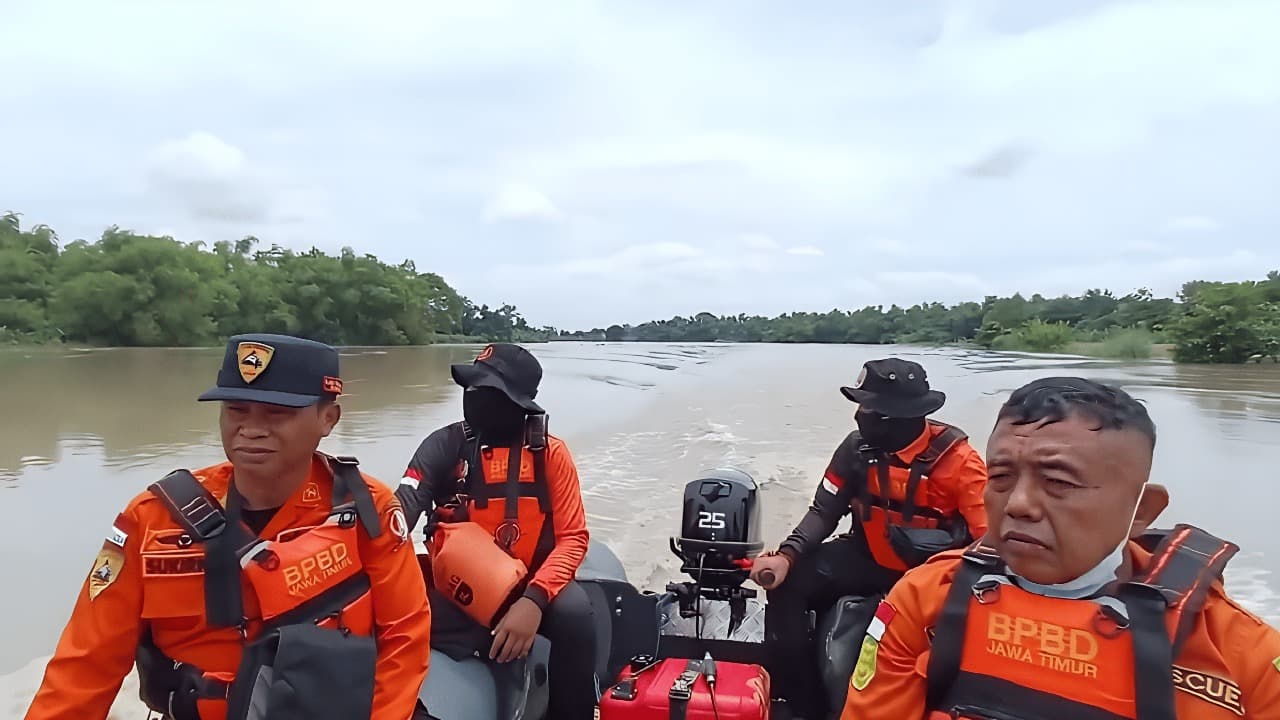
xmin=395 ymin=343 xmax=597 ymax=720
xmin=751 ymin=357 xmax=989 ymax=720
xmin=27 ymin=333 xmax=432 ymax=720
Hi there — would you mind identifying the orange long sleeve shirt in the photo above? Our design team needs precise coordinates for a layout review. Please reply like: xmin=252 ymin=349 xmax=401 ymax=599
xmin=403 ymin=423 xmax=589 ymax=607
xmin=839 ymin=545 xmax=1280 ymax=720
xmin=25 ymin=454 xmax=432 ymax=720
xmin=827 ymin=422 xmax=989 ymax=538
xmin=779 ymin=422 xmax=988 ymax=569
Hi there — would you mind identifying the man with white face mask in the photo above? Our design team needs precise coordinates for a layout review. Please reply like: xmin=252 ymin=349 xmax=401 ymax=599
xmin=839 ymin=376 xmax=1280 ymax=720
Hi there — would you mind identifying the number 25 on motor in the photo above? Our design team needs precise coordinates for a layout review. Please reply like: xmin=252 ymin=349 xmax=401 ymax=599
xmin=697 ymin=511 xmax=725 ymax=529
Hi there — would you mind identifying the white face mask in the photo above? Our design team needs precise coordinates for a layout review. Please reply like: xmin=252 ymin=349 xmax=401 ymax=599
xmin=1010 ymin=484 xmax=1145 ymax=599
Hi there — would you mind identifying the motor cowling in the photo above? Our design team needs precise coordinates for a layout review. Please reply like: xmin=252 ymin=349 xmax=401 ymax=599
xmin=670 ymin=467 xmax=764 ymax=590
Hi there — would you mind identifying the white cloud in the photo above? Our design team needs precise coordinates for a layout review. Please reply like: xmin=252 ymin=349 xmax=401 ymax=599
xmin=143 ymin=132 xmax=272 ymax=224
xmin=560 ymin=242 xmax=704 ymax=277
xmin=787 ymin=245 xmax=825 ymax=257
xmin=741 ymin=233 xmax=778 ymax=251
xmin=871 ymin=271 xmax=991 ymax=302
xmin=4 ymin=0 xmax=1280 ymax=329
xmin=484 ymin=183 xmax=561 ymax=223
xmin=1162 ymin=215 xmax=1221 ymax=233
xmin=1123 ymin=239 xmax=1170 ymax=255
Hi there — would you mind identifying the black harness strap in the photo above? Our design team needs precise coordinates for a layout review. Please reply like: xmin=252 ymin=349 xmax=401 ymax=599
xmin=901 ymin=425 xmax=967 ymax=523
xmin=148 ymin=470 xmax=231 ymax=541
xmin=1133 ymin=524 xmax=1238 ymax=657
xmin=855 ymin=448 xmax=886 ymax=523
xmin=924 ymin=547 xmax=999 ymax=710
xmin=464 ymin=418 xmax=552 ymax=515
xmin=148 ymin=470 xmax=255 ymax=628
xmin=329 ymin=455 xmax=382 ymax=539
xmin=854 ymin=423 xmax=966 ymax=525
xmin=1122 ymin=523 xmax=1239 ymax=720
xmin=504 ymin=441 xmax=523 ymax=522
xmin=528 ymin=414 xmax=550 ymax=515
xmin=1119 ymin=583 xmax=1177 ymax=720
xmin=137 ymin=627 xmax=232 ymax=716
xmin=461 ymin=424 xmax=486 ymax=507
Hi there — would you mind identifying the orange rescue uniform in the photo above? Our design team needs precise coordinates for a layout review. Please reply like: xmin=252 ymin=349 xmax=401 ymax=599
xmin=404 ymin=422 xmax=588 ymax=609
xmin=26 ymin=454 xmax=432 ymax=720
xmin=838 ymin=538 xmax=1280 ymax=719
xmin=819 ymin=421 xmax=989 ymax=571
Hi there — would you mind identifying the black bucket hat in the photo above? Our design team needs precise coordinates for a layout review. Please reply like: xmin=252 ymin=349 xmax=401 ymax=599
xmin=450 ymin=343 xmax=544 ymax=414
xmin=197 ymin=333 xmax=343 ymax=408
xmin=840 ymin=358 xmax=945 ymax=418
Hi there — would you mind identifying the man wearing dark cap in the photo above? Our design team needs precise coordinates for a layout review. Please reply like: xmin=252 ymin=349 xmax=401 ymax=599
xmin=395 ymin=343 xmax=596 ymax=720
xmin=749 ymin=357 xmax=989 ymax=720
xmin=26 ymin=333 xmax=433 ymax=720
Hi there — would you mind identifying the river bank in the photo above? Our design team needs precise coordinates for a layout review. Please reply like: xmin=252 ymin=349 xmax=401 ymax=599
xmin=2 ymin=342 xmax=1277 ymax=717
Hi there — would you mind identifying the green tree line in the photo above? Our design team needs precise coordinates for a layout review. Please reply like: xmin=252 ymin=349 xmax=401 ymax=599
xmin=563 ymin=281 xmax=1280 ymax=364
xmin=0 ymin=211 xmax=552 ymax=347
xmin=4 ymin=211 xmax=1277 ymax=363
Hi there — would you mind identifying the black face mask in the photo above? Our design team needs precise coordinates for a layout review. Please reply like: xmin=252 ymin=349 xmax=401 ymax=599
xmin=855 ymin=408 xmax=926 ymax=453
xmin=463 ymin=387 xmax=526 ymax=443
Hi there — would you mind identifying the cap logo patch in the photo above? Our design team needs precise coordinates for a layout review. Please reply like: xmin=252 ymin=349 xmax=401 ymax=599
xmin=302 ymin=483 xmax=321 ymax=504
xmin=476 ymin=345 xmax=495 ymax=362
xmin=322 ymin=376 xmax=343 ymax=394
xmin=853 ymin=366 xmax=868 ymax=389
xmin=236 ymin=342 xmax=275 ymax=383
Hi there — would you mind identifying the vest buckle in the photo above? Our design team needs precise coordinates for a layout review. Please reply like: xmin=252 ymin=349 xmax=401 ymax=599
xmin=971 ymin=579 xmax=1001 ymax=604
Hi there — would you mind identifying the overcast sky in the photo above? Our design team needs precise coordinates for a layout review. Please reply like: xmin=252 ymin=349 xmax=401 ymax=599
xmin=4 ymin=0 xmax=1279 ymax=329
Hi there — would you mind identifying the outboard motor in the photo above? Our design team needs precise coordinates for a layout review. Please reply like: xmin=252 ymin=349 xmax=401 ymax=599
xmin=667 ymin=468 xmax=764 ymax=636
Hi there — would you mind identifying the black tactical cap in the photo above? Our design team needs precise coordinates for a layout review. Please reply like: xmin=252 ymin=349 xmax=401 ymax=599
xmin=198 ymin=333 xmax=343 ymax=408
xmin=450 ymin=342 xmax=544 ymax=414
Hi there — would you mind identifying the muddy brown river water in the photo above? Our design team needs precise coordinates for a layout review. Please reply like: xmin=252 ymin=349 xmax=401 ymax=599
xmin=1 ymin=341 xmax=1277 ymax=680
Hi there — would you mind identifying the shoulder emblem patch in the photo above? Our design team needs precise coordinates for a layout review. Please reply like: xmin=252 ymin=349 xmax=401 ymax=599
xmin=1171 ymin=665 xmax=1245 ymax=717
xmin=88 ymin=544 xmax=125 ymax=600
xmin=851 ymin=600 xmax=897 ymax=691
xmin=386 ymin=505 xmax=409 ymax=546
xmin=1272 ymin=656 xmax=1280 ymax=674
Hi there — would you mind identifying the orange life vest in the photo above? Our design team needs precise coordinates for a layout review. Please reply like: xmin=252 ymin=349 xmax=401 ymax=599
xmin=853 ymin=422 xmax=970 ymax=571
xmin=135 ymin=455 xmax=383 ymax=720
xmin=921 ymin=524 xmax=1239 ymax=720
xmin=425 ymin=416 xmax=557 ymax=625
xmin=448 ymin=415 xmax=556 ymax=571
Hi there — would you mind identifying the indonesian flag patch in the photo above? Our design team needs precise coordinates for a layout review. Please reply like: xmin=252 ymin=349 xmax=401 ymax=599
xmin=851 ymin=600 xmax=897 ymax=691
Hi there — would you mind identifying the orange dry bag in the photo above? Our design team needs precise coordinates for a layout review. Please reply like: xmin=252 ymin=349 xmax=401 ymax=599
xmin=429 ymin=520 xmax=529 ymax=628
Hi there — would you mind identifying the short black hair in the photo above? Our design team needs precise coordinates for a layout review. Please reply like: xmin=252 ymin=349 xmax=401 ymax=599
xmin=997 ymin=377 xmax=1156 ymax=448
